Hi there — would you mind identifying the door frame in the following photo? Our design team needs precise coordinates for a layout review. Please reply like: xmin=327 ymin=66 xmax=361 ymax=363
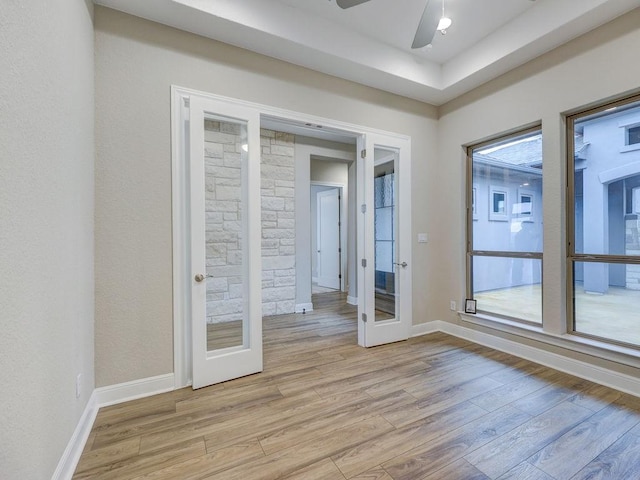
xmin=311 ymin=182 xmax=346 ymax=292
xmin=171 ymin=86 xmax=412 ymax=388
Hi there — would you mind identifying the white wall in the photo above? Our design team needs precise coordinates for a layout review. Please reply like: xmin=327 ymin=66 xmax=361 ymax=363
xmin=94 ymin=6 xmax=437 ymax=386
xmin=437 ymin=7 xmax=640 ymax=374
xmin=0 ymin=0 xmax=95 ymax=477
xmin=311 ymin=158 xmax=350 ymax=185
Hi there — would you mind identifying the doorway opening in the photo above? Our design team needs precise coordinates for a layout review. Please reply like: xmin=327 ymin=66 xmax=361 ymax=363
xmin=172 ymin=87 xmax=412 ymax=389
xmin=312 ymin=185 xmax=342 ymax=294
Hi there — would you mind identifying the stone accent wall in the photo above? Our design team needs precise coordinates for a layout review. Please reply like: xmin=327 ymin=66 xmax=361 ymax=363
xmin=204 ymin=119 xmax=245 ymax=324
xmin=261 ymin=129 xmax=296 ymax=315
xmin=202 ymin=123 xmax=296 ymax=322
xmin=626 ymin=217 xmax=640 ymax=290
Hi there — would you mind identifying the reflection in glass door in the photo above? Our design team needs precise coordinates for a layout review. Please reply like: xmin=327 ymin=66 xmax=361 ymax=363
xmin=202 ymin=117 xmax=248 ymax=352
xmin=374 ymin=151 xmax=398 ymax=322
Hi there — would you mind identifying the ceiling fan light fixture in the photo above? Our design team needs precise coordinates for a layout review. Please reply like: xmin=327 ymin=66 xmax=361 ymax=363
xmin=436 ymin=0 xmax=452 ymax=34
xmin=437 ymin=16 xmax=452 ymax=33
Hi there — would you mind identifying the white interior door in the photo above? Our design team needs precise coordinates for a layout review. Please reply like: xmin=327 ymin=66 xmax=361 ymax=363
xmin=189 ymin=96 xmax=262 ymax=389
xmin=357 ymin=133 xmax=412 ymax=347
xmin=317 ymin=188 xmax=341 ymax=290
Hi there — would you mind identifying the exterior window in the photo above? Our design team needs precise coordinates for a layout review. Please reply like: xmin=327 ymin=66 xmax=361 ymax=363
xmin=568 ymin=94 xmax=640 ymax=348
xmin=490 ymin=188 xmax=508 ymax=220
xmin=467 ymin=128 xmax=543 ymax=324
xmin=517 ymin=190 xmax=534 ymax=220
xmin=628 ymin=125 xmax=640 ymax=146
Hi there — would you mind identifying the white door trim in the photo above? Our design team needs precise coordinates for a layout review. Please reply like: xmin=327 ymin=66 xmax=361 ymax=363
xmin=172 ymin=86 xmax=411 ymax=388
xmin=316 ymin=187 xmax=341 ymax=290
xmin=171 ymin=87 xmax=192 ymax=388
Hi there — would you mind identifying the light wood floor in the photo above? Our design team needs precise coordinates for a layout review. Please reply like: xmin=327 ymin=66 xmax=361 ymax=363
xmin=74 ymin=292 xmax=640 ymax=479
xmin=207 ymin=320 xmax=243 ymax=350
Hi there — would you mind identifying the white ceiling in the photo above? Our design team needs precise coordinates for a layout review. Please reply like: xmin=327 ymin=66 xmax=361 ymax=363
xmin=95 ymin=0 xmax=640 ymax=105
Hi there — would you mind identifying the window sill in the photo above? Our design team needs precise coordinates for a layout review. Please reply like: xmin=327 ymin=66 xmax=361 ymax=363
xmin=620 ymin=144 xmax=640 ymax=153
xmin=458 ymin=311 xmax=640 ymax=369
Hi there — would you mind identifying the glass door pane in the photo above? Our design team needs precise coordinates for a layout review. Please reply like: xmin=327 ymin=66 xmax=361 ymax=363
xmin=203 ymin=116 xmax=248 ymax=352
xmin=374 ymin=150 xmax=398 ymax=322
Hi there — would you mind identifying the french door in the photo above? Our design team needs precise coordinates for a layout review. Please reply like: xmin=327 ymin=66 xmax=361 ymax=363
xmin=358 ymin=133 xmax=412 ymax=347
xmin=189 ymin=96 xmax=262 ymax=389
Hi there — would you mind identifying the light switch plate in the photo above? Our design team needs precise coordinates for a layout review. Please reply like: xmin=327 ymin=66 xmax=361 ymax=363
xmin=417 ymin=233 xmax=428 ymax=243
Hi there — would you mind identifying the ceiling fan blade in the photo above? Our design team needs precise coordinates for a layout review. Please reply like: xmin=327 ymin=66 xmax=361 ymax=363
xmin=411 ymin=0 xmax=440 ymax=49
xmin=336 ymin=0 xmax=371 ymax=9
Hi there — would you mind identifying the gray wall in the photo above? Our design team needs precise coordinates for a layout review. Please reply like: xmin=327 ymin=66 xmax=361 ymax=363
xmin=0 ymin=0 xmax=95 ymax=477
xmin=94 ymin=6 xmax=437 ymax=387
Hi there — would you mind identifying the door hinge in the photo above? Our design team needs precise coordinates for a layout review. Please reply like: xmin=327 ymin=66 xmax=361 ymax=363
xmin=361 ymin=204 xmax=367 ymax=213
xmin=362 ymin=313 xmax=368 ymax=323
xmin=361 ymin=149 xmax=366 ymax=159
xmin=361 ymin=258 xmax=367 ymax=268
xmin=338 ymin=248 xmax=342 ymax=253
xmin=338 ymin=274 xmax=342 ymax=279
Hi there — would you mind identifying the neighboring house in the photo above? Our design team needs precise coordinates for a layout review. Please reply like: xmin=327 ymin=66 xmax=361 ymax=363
xmin=471 ymin=107 xmax=640 ymax=297
xmin=575 ymin=107 xmax=640 ymax=293
xmin=472 ymin=135 xmax=543 ymax=292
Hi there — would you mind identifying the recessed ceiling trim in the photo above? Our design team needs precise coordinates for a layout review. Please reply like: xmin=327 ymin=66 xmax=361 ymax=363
xmin=94 ymin=0 xmax=640 ymax=106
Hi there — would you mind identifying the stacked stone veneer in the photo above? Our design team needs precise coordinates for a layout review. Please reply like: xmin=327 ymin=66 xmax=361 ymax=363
xmin=261 ymin=129 xmax=296 ymax=316
xmin=203 ymin=122 xmax=296 ymax=323
xmin=204 ymin=119 xmax=245 ymax=324
xmin=626 ymin=217 xmax=640 ymax=290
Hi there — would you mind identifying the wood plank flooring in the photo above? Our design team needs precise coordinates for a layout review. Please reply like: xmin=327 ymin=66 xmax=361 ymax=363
xmin=207 ymin=320 xmax=243 ymax=350
xmin=74 ymin=291 xmax=640 ymax=479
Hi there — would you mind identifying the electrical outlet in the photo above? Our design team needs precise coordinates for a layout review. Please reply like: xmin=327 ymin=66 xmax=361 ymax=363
xmin=76 ymin=373 xmax=82 ymax=399
xmin=450 ymin=300 xmax=457 ymax=311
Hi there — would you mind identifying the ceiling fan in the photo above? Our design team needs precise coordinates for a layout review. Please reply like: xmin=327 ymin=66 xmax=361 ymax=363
xmin=336 ymin=0 xmax=449 ymax=49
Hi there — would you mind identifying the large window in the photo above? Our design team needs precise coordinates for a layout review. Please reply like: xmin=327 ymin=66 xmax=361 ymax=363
xmin=467 ymin=128 xmax=543 ymax=324
xmin=568 ymin=94 xmax=640 ymax=348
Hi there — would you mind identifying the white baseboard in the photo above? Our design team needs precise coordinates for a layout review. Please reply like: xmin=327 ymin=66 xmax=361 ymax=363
xmin=51 ymin=391 xmax=98 ymax=480
xmin=411 ymin=321 xmax=441 ymax=337
xmin=295 ymin=303 xmax=314 ymax=313
xmin=346 ymin=295 xmax=358 ymax=306
xmin=94 ymin=373 xmax=175 ymax=408
xmin=53 ymin=373 xmax=177 ymax=479
xmin=412 ymin=320 xmax=640 ymax=398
